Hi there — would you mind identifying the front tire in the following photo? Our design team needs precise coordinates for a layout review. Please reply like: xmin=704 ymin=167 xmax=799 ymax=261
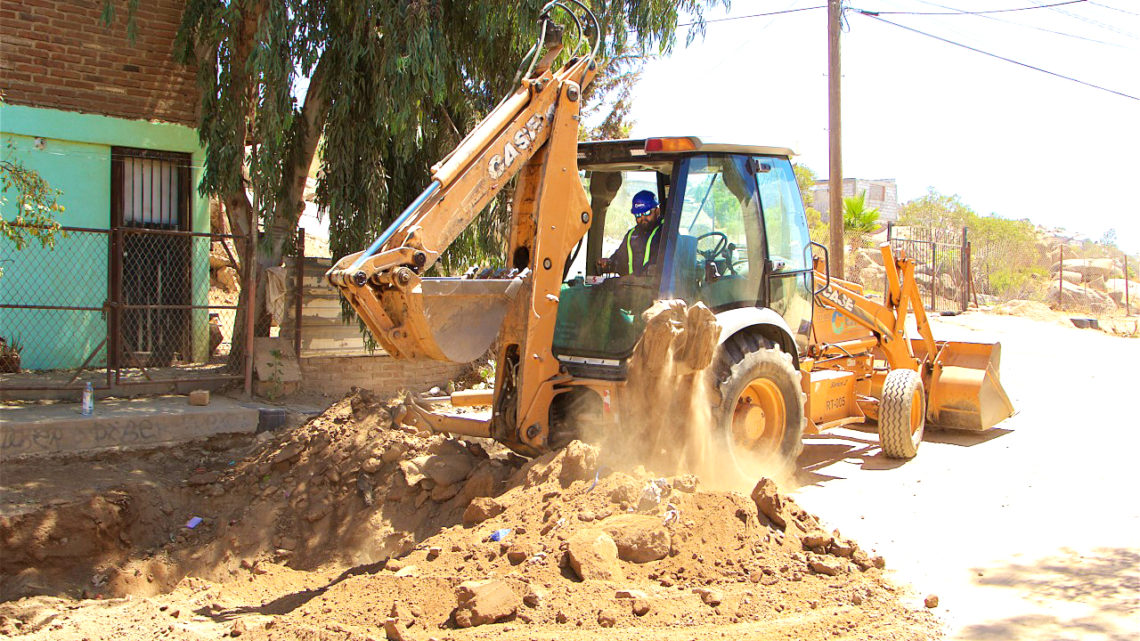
xmin=878 ymin=368 xmax=926 ymax=459
xmin=712 ymin=332 xmax=805 ymax=476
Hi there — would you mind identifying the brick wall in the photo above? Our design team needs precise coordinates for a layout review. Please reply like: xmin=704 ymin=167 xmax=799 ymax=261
xmin=300 ymin=355 xmax=469 ymax=399
xmin=0 ymin=0 xmax=197 ymax=126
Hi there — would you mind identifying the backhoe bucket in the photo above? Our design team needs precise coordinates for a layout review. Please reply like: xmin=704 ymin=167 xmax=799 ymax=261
xmin=912 ymin=339 xmax=1015 ymax=431
xmin=413 ymin=278 xmax=521 ymax=363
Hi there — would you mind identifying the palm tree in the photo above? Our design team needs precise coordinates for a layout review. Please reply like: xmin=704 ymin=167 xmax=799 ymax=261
xmin=843 ymin=192 xmax=880 ymax=248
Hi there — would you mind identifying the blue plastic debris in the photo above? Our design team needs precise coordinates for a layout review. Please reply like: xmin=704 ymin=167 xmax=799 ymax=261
xmin=489 ymin=528 xmax=511 ymax=542
xmin=185 ymin=516 xmax=203 ymax=529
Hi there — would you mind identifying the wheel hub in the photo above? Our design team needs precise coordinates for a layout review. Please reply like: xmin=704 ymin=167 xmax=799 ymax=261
xmin=732 ymin=379 xmax=786 ymax=450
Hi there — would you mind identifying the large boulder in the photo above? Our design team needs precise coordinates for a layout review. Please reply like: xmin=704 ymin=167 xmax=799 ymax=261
xmin=1105 ymin=279 xmax=1139 ymax=306
xmin=1050 ymin=258 xmax=1117 ymax=280
xmin=1046 ymin=280 xmax=1117 ymax=313
xmin=599 ymin=514 xmax=671 ymax=563
xmin=453 ymin=579 xmax=519 ymax=628
xmin=858 ymin=263 xmax=886 ymax=289
xmin=566 ymin=529 xmax=620 ymax=581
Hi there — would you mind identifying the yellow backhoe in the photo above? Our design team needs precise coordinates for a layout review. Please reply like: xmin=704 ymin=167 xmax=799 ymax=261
xmin=326 ymin=2 xmax=1013 ymax=467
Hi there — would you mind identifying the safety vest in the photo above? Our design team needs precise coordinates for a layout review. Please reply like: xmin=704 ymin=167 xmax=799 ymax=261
xmin=625 ymin=224 xmax=661 ymax=274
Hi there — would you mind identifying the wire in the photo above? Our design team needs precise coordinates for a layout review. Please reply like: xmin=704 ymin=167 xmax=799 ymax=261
xmin=675 ymin=5 xmax=825 ymax=29
xmin=853 ymin=10 xmax=1140 ymax=101
xmin=1028 ymin=0 xmax=1140 ymax=41
xmin=1089 ymin=2 xmax=1140 ymax=16
xmin=857 ymin=0 xmax=1088 ymax=16
xmin=906 ymin=0 xmax=1126 ymax=47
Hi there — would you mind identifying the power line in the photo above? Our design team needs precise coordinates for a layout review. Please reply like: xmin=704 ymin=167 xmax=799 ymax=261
xmin=676 ymin=5 xmax=825 ymax=29
xmin=906 ymin=0 xmax=1126 ymax=47
xmin=1089 ymin=2 xmax=1140 ymax=17
xmin=852 ymin=9 xmax=1140 ymax=101
xmin=858 ymin=0 xmax=1088 ymax=16
xmin=1027 ymin=0 xmax=1140 ymax=41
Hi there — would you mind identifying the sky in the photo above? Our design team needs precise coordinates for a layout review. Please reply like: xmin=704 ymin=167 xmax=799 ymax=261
xmin=626 ymin=0 xmax=1140 ymax=254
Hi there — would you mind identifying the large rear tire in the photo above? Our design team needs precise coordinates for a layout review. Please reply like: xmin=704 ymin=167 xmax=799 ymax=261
xmin=878 ymin=368 xmax=926 ymax=459
xmin=712 ymin=332 xmax=805 ymax=476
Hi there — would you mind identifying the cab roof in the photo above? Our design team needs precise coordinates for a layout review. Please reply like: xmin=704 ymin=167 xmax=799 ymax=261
xmin=577 ymin=137 xmax=795 ymax=162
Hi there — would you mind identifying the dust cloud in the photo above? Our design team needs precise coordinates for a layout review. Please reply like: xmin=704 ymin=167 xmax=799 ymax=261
xmin=577 ymin=299 xmax=795 ymax=494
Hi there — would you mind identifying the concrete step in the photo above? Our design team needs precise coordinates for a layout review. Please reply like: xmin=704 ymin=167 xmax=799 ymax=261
xmin=0 ymin=395 xmax=264 ymax=460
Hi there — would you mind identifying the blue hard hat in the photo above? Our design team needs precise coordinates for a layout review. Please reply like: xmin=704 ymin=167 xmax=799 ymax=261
xmin=631 ymin=190 xmax=659 ymax=215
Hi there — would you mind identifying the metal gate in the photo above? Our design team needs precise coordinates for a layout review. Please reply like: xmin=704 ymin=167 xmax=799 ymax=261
xmin=887 ymin=223 xmax=970 ymax=313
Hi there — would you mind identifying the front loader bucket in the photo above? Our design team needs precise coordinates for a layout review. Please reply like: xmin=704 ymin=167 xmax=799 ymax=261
xmin=912 ymin=339 xmax=1015 ymax=431
xmin=413 ymin=278 xmax=521 ymax=363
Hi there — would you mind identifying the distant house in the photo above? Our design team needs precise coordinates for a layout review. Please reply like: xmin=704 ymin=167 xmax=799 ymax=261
xmin=0 ymin=1 xmax=207 ymax=370
xmin=811 ymin=178 xmax=899 ymax=224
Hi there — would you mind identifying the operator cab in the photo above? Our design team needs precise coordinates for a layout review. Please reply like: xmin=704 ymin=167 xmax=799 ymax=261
xmin=553 ymin=137 xmax=814 ymax=378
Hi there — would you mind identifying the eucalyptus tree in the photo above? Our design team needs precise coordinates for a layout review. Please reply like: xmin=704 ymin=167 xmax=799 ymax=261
xmin=169 ymin=0 xmax=724 ymax=357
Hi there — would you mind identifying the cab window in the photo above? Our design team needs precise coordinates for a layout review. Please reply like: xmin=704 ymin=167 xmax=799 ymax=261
xmin=671 ymin=155 xmax=764 ymax=309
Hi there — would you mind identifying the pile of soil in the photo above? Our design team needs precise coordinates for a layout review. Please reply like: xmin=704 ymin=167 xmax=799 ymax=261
xmin=0 ymin=390 xmax=941 ymax=640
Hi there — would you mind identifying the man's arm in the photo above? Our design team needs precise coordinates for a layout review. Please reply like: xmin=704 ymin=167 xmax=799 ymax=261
xmin=601 ymin=230 xmax=631 ymax=275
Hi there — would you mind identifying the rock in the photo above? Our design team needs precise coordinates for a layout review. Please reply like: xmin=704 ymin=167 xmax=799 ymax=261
xmin=829 ymin=539 xmax=858 ymax=558
xmin=382 ymin=442 xmax=407 ymax=464
xmin=577 ymin=510 xmax=596 ymax=522
xmin=427 ymin=546 xmax=442 ymax=561
xmin=558 ymin=440 xmax=599 ymax=487
xmin=361 ymin=457 xmax=383 ymax=474
xmin=852 ymin=592 xmax=863 ymax=605
xmin=187 ymin=471 xmax=221 ymax=486
xmin=506 ymin=544 xmax=531 ymax=565
xmin=609 ymin=482 xmax=639 ymax=505
xmin=394 ymin=565 xmax=419 ymax=578
xmin=555 ymin=610 xmax=569 ymax=624
xmin=925 ymin=594 xmax=940 ymax=608
xmin=1047 ymin=279 xmax=1118 ymax=312
xmin=566 ymin=530 xmax=619 ymax=581
xmin=694 ymin=587 xmax=723 ymax=606
xmin=229 ymin=619 xmax=246 ymax=636
xmin=599 ymin=514 xmax=670 ymax=563
xmin=808 ymin=555 xmax=847 ymax=576
xmin=463 ymin=497 xmax=505 ymax=526
xmin=671 ymin=474 xmax=699 ymax=493
xmin=615 ymin=589 xmax=648 ymax=600
xmin=801 ymin=530 xmax=833 ymax=551
xmin=750 ymin=478 xmax=787 ymax=529
xmin=304 ymin=497 xmax=331 ymax=523
xmin=389 ymin=602 xmax=414 ymax=627
xmin=1105 ymin=279 xmax=1139 ymax=305
xmin=431 ymin=482 xmax=460 ymax=502
xmin=216 ymin=266 xmax=239 ymax=292
xmin=858 ymin=263 xmax=887 ymax=289
xmin=459 ymin=465 xmax=497 ymax=502
xmin=383 ymin=618 xmax=407 ymax=641
xmin=188 ymin=390 xmax=210 ymax=406
xmin=453 ymin=579 xmax=519 ymax=628
xmin=420 ymin=454 xmax=475 ymax=486
xmin=597 ymin=609 xmax=617 ymax=628
xmin=272 ymin=443 xmax=303 ymax=467
xmin=632 ymin=599 xmax=651 ymax=616
xmin=523 ymin=586 xmax=546 ymax=608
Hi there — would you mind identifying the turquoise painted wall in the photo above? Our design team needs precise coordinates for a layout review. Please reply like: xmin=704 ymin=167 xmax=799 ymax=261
xmin=1 ymin=105 xmax=209 ymax=370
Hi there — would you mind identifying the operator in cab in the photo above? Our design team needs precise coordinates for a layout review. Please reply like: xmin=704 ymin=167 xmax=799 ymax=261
xmin=596 ymin=190 xmax=664 ymax=277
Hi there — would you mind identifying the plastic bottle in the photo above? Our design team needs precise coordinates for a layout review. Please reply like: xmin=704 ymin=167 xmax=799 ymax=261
xmin=81 ymin=382 xmax=94 ymax=416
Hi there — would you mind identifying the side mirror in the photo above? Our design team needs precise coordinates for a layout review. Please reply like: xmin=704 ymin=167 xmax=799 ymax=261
xmin=810 ymin=241 xmax=830 ymax=295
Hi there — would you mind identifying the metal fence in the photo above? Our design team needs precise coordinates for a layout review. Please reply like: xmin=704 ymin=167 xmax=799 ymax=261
xmin=887 ymin=223 xmax=970 ymax=313
xmin=0 ymin=223 xmax=250 ymax=392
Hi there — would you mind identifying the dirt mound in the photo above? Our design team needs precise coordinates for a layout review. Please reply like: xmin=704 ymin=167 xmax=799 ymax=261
xmin=0 ymin=390 xmax=940 ymax=639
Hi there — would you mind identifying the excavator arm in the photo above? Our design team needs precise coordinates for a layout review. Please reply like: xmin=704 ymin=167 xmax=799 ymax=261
xmin=326 ymin=2 xmax=600 ymax=453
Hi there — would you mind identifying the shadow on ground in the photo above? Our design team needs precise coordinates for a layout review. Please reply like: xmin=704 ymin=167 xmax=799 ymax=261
xmin=955 ymin=547 xmax=1140 ymax=641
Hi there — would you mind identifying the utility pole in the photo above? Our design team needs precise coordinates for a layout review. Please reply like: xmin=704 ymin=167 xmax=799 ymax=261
xmin=828 ymin=0 xmax=844 ymax=278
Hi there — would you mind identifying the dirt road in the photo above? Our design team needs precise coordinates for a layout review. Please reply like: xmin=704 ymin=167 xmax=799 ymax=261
xmin=792 ymin=312 xmax=1140 ymax=640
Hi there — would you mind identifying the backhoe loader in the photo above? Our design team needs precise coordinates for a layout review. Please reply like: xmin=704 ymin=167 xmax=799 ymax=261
xmin=326 ymin=1 xmax=1014 ymax=468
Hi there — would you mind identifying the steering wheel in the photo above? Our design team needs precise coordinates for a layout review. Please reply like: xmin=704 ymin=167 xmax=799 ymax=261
xmin=695 ymin=231 xmax=729 ymax=263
